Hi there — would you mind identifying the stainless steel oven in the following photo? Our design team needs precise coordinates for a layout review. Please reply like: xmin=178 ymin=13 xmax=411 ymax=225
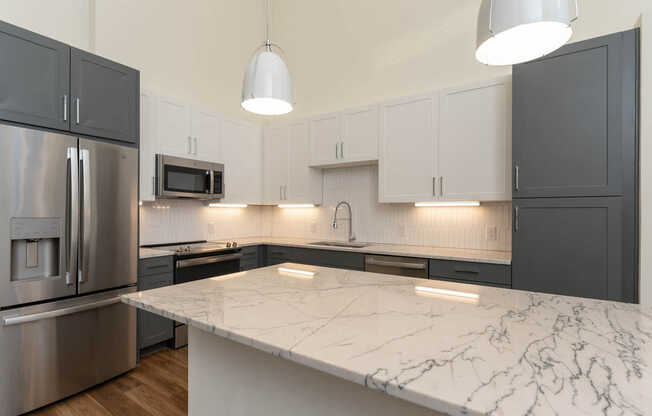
xmin=156 ymin=154 xmax=224 ymax=199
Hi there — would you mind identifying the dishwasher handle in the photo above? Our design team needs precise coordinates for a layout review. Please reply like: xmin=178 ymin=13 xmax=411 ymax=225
xmin=176 ymin=252 xmax=242 ymax=269
xmin=365 ymin=257 xmax=427 ymax=270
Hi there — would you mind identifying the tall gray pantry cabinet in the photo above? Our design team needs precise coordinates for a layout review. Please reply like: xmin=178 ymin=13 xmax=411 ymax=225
xmin=512 ymin=29 xmax=639 ymax=303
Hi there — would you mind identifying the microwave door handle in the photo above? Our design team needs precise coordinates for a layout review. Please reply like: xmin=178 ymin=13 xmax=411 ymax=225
xmin=66 ymin=147 xmax=79 ymax=286
xmin=79 ymin=149 xmax=91 ymax=284
xmin=209 ymin=170 xmax=214 ymax=195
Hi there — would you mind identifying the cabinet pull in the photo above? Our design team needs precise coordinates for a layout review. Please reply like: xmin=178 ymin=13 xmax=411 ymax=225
xmin=194 ymin=137 xmax=198 ymax=155
xmin=187 ymin=136 xmax=192 ymax=154
xmin=75 ymin=98 xmax=80 ymax=124
xmin=280 ymin=185 xmax=283 ymax=200
xmin=514 ymin=206 xmax=520 ymax=231
xmin=335 ymin=143 xmax=339 ymax=160
xmin=284 ymin=185 xmax=287 ymax=200
xmin=432 ymin=177 xmax=437 ymax=197
xmin=514 ymin=165 xmax=519 ymax=191
xmin=63 ymin=95 xmax=68 ymax=122
xmin=340 ymin=141 xmax=344 ymax=159
xmin=439 ymin=176 xmax=444 ymax=197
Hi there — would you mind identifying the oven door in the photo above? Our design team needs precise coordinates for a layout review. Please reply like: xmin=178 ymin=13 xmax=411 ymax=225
xmin=156 ymin=155 xmax=213 ymax=199
xmin=175 ymin=252 xmax=242 ymax=284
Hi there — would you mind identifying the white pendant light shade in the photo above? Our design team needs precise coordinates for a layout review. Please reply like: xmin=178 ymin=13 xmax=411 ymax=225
xmin=241 ymin=45 xmax=293 ymax=115
xmin=476 ymin=0 xmax=578 ymax=66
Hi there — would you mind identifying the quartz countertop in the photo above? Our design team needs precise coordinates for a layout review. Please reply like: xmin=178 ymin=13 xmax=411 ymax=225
xmin=122 ymin=264 xmax=652 ymax=415
xmin=210 ymin=237 xmax=511 ymax=265
xmin=139 ymin=247 xmax=175 ymax=259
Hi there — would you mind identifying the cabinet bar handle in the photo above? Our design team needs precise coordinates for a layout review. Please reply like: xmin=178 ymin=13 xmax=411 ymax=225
xmin=514 ymin=206 xmax=520 ymax=231
xmin=75 ymin=98 xmax=80 ymax=124
xmin=187 ymin=136 xmax=192 ymax=154
xmin=439 ymin=176 xmax=444 ymax=197
xmin=335 ymin=143 xmax=339 ymax=159
xmin=340 ymin=141 xmax=344 ymax=159
xmin=63 ymin=95 xmax=68 ymax=122
xmin=514 ymin=165 xmax=520 ymax=191
xmin=432 ymin=177 xmax=436 ymax=197
xmin=194 ymin=137 xmax=198 ymax=155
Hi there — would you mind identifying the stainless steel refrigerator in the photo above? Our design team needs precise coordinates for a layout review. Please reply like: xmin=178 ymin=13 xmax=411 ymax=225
xmin=0 ymin=124 xmax=138 ymax=415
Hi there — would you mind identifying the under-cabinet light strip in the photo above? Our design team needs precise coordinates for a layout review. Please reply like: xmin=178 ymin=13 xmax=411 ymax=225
xmin=208 ymin=203 xmax=248 ymax=208
xmin=415 ymin=201 xmax=480 ymax=207
xmin=277 ymin=204 xmax=315 ymax=209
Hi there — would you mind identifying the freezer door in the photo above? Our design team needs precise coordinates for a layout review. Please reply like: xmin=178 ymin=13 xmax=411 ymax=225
xmin=0 ymin=125 xmax=79 ymax=308
xmin=0 ymin=286 xmax=137 ymax=415
xmin=78 ymin=138 xmax=138 ymax=294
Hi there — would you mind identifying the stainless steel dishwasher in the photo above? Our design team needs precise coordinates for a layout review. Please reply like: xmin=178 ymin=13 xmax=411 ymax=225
xmin=364 ymin=255 xmax=428 ymax=278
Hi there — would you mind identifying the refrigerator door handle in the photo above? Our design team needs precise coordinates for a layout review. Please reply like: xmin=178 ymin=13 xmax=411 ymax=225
xmin=66 ymin=147 xmax=79 ymax=286
xmin=2 ymin=297 xmax=122 ymax=326
xmin=79 ymin=149 xmax=91 ymax=284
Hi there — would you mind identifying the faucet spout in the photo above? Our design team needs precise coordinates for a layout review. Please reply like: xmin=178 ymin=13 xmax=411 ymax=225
xmin=332 ymin=201 xmax=355 ymax=242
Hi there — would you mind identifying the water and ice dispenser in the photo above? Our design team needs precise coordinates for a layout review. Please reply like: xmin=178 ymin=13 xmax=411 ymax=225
xmin=10 ymin=218 xmax=61 ymax=282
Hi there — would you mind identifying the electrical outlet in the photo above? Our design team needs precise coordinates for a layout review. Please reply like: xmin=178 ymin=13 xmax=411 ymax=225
xmin=486 ymin=226 xmax=497 ymax=241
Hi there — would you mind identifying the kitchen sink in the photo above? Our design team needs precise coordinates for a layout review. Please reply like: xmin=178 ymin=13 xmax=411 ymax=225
xmin=309 ymin=241 xmax=369 ymax=248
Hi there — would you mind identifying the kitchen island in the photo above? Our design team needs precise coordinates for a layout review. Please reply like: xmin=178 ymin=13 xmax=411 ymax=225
xmin=122 ymin=264 xmax=652 ymax=416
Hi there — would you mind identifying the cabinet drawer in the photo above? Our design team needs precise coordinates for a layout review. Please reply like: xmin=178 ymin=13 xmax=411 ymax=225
xmin=138 ymin=272 xmax=173 ymax=291
xmin=429 ymin=276 xmax=510 ymax=289
xmin=429 ymin=260 xmax=511 ymax=286
xmin=240 ymin=246 xmax=260 ymax=271
xmin=138 ymin=256 xmax=174 ymax=276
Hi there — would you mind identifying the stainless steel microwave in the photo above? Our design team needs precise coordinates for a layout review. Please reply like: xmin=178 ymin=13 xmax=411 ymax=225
xmin=156 ymin=154 xmax=224 ymax=199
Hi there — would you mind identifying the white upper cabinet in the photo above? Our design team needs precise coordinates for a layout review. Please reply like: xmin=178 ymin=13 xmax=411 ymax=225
xmin=221 ymin=119 xmax=262 ymax=204
xmin=438 ymin=77 xmax=512 ymax=201
xmin=340 ymin=105 xmax=379 ymax=163
xmin=157 ymin=96 xmax=192 ymax=158
xmin=263 ymin=124 xmax=290 ymax=204
xmin=288 ymin=121 xmax=322 ymax=204
xmin=310 ymin=105 xmax=380 ymax=167
xmin=190 ymin=108 xmax=221 ymax=162
xmin=379 ymin=94 xmax=438 ymax=203
xmin=309 ymin=113 xmax=341 ymax=166
xmin=139 ymin=89 xmax=158 ymax=202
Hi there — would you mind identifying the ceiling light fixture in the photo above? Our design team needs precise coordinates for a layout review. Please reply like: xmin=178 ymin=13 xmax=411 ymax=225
xmin=415 ymin=201 xmax=480 ymax=207
xmin=241 ymin=0 xmax=293 ymax=115
xmin=476 ymin=0 xmax=579 ymax=66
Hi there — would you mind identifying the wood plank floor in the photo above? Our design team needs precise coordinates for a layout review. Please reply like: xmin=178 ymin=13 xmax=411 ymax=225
xmin=28 ymin=348 xmax=188 ymax=416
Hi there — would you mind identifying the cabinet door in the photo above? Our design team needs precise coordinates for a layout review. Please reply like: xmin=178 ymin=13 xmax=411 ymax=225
xmin=513 ymin=32 xmax=630 ymax=198
xmin=288 ymin=121 xmax=322 ymax=204
xmin=0 ymin=20 xmax=70 ymax=131
xmin=138 ymin=272 xmax=174 ymax=349
xmin=70 ymin=48 xmax=139 ymax=143
xmin=157 ymin=96 xmax=192 ymax=157
xmin=263 ymin=125 xmax=289 ymax=204
xmin=310 ymin=113 xmax=341 ymax=166
xmin=341 ymin=105 xmax=379 ymax=163
xmin=191 ymin=107 xmax=221 ymax=162
xmin=221 ymin=119 xmax=262 ymax=204
xmin=512 ymin=197 xmax=627 ymax=302
xmin=379 ymin=94 xmax=438 ymax=202
xmin=438 ymin=78 xmax=511 ymax=201
xmin=139 ymin=89 xmax=158 ymax=202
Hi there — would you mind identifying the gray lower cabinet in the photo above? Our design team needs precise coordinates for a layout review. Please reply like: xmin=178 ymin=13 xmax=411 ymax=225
xmin=70 ymin=48 xmax=139 ymax=144
xmin=138 ymin=257 xmax=174 ymax=350
xmin=240 ymin=246 xmax=262 ymax=271
xmin=512 ymin=198 xmax=625 ymax=302
xmin=265 ymin=246 xmax=365 ymax=271
xmin=0 ymin=20 xmax=70 ymax=131
xmin=512 ymin=30 xmax=638 ymax=198
xmin=429 ymin=259 xmax=511 ymax=288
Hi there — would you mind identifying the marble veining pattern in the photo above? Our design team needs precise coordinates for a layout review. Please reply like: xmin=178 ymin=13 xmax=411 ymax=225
xmin=122 ymin=265 xmax=652 ymax=415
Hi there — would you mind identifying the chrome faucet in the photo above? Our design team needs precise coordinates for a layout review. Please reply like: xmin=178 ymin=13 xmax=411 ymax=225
xmin=332 ymin=201 xmax=356 ymax=242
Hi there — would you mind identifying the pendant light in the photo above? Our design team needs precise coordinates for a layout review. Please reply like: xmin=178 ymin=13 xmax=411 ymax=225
xmin=476 ymin=0 xmax=579 ymax=66
xmin=241 ymin=0 xmax=293 ymax=115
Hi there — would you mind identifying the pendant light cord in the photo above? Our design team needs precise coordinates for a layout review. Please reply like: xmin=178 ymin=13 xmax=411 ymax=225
xmin=265 ymin=0 xmax=271 ymax=50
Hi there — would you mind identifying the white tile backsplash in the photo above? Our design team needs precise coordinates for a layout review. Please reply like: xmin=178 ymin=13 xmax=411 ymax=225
xmin=140 ymin=166 xmax=511 ymax=251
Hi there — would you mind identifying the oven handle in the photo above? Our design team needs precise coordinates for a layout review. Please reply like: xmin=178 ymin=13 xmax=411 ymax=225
xmin=176 ymin=252 xmax=243 ymax=269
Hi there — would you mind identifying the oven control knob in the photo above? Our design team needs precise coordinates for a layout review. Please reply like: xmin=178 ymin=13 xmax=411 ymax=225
xmin=231 ymin=241 xmax=238 ymax=248
xmin=226 ymin=242 xmax=232 ymax=248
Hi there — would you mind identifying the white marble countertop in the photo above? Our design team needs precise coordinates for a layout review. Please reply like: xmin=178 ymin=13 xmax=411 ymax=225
xmin=210 ymin=237 xmax=511 ymax=265
xmin=122 ymin=264 xmax=652 ymax=415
